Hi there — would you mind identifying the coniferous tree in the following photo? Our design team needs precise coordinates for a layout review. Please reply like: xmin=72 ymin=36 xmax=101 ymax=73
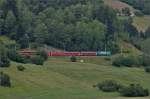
xmin=4 ymin=10 xmax=16 ymax=36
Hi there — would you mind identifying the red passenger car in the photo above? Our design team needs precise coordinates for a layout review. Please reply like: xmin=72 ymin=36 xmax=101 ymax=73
xmin=48 ymin=52 xmax=97 ymax=56
xmin=80 ymin=52 xmax=96 ymax=56
xmin=20 ymin=50 xmax=36 ymax=57
xmin=49 ymin=52 xmax=81 ymax=56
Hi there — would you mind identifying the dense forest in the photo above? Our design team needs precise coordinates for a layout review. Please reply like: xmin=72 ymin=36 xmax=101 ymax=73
xmin=120 ymin=0 xmax=150 ymax=15
xmin=0 ymin=0 xmax=141 ymax=52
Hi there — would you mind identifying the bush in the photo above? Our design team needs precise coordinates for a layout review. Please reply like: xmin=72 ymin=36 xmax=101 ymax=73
xmin=70 ymin=56 xmax=77 ymax=62
xmin=119 ymin=84 xmax=149 ymax=97
xmin=145 ymin=67 xmax=150 ymax=73
xmin=8 ymin=50 xmax=29 ymax=64
xmin=31 ymin=55 xmax=45 ymax=65
xmin=30 ymin=42 xmax=39 ymax=49
xmin=0 ymin=46 xmax=10 ymax=67
xmin=97 ymin=80 xmax=122 ymax=92
xmin=120 ymin=57 xmax=134 ymax=67
xmin=0 ymin=56 xmax=10 ymax=67
xmin=112 ymin=56 xmax=143 ymax=67
xmin=110 ymin=43 xmax=120 ymax=54
xmin=36 ymin=49 xmax=48 ymax=61
xmin=112 ymin=56 xmax=123 ymax=67
xmin=135 ymin=11 xmax=144 ymax=17
xmin=104 ymin=57 xmax=111 ymax=61
xmin=142 ymin=55 xmax=150 ymax=67
xmin=112 ymin=56 xmax=134 ymax=67
xmin=17 ymin=65 xmax=25 ymax=71
xmin=0 ymin=72 xmax=11 ymax=87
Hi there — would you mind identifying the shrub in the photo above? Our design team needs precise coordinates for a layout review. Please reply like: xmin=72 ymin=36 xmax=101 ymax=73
xmin=0 ymin=72 xmax=11 ymax=87
xmin=119 ymin=84 xmax=149 ymax=97
xmin=0 ymin=56 xmax=10 ymax=67
xmin=97 ymin=80 xmax=122 ymax=92
xmin=145 ymin=67 xmax=150 ymax=73
xmin=70 ymin=56 xmax=77 ymax=62
xmin=120 ymin=57 xmax=134 ymax=67
xmin=31 ymin=55 xmax=45 ymax=65
xmin=110 ymin=43 xmax=120 ymax=54
xmin=17 ymin=65 xmax=25 ymax=71
xmin=8 ymin=50 xmax=29 ymax=64
xmin=112 ymin=56 xmax=136 ymax=67
xmin=135 ymin=11 xmax=144 ymax=17
xmin=0 ymin=46 xmax=10 ymax=67
xmin=36 ymin=49 xmax=48 ymax=61
xmin=112 ymin=56 xmax=123 ymax=67
xmin=104 ymin=57 xmax=111 ymax=61
xmin=142 ymin=55 xmax=150 ymax=66
xmin=30 ymin=42 xmax=39 ymax=49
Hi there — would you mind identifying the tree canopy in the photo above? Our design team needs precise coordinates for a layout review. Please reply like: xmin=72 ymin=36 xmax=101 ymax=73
xmin=0 ymin=0 xmax=140 ymax=52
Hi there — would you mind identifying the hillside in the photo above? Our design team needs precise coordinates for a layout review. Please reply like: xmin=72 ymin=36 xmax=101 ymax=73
xmin=0 ymin=58 xmax=150 ymax=99
xmin=120 ymin=0 xmax=150 ymax=15
xmin=133 ymin=16 xmax=150 ymax=32
xmin=103 ymin=0 xmax=150 ymax=32
xmin=103 ymin=0 xmax=136 ymax=13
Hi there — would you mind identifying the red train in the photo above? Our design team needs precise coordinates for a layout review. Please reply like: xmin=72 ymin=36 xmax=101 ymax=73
xmin=48 ymin=52 xmax=96 ymax=56
xmin=20 ymin=50 xmax=111 ymax=57
xmin=20 ymin=50 xmax=37 ymax=57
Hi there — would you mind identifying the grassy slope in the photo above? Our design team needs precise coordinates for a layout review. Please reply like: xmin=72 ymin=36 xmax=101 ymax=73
xmin=132 ymin=16 xmax=150 ymax=32
xmin=103 ymin=0 xmax=150 ymax=32
xmin=0 ymin=57 xmax=150 ymax=99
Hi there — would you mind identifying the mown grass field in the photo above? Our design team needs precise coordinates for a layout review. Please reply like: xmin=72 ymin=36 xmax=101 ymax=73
xmin=0 ymin=56 xmax=150 ymax=99
xmin=133 ymin=16 xmax=150 ymax=32
xmin=118 ymin=15 xmax=150 ymax=32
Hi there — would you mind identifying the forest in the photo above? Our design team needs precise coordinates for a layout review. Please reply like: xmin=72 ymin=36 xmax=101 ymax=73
xmin=0 ymin=0 xmax=144 ymax=53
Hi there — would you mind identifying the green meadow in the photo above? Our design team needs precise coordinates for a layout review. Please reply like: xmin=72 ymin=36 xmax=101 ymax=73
xmin=0 ymin=57 xmax=150 ymax=99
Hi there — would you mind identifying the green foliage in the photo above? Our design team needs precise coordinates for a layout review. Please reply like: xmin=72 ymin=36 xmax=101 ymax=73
xmin=36 ymin=49 xmax=48 ymax=61
xmin=112 ymin=55 xmax=144 ymax=67
xmin=108 ymin=43 xmax=120 ymax=54
xmin=134 ymin=11 xmax=144 ymax=17
xmin=97 ymin=80 xmax=122 ymax=92
xmin=123 ymin=18 xmax=139 ymax=38
xmin=145 ymin=67 xmax=150 ymax=73
xmin=119 ymin=84 xmax=149 ymax=97
xmin=112 ymin=55 xmax=135 ymax=67
xmin=0 ymin=72 xmax=11 ymax=87
xmin=33 ymin=21 xmax=48 ymax=44
xmin=17 ymin=65 xmax=25 ymax=71
xmin=4 ymin=10 xmax=16 ymax=36
xmin=145 ymin=27 xmax=150 ymax=38
xmin=122 ymin=7 xmax=131 ymax=16
xmin=8 ymin=49 xmax=29 ymax=64
xmin=31 ymin=55 xmax=45 ymax=65
xmin=141 ymin=55 xmax=150 ymax=66
xmin=30 ymin=42 xmax=39 ymax=49
xmin=0 ymin=0 xmax=122 ymax=52
xmin=0 ymin=45 xmax=10 ymax=67
xmin=0 ymin=57 xmax=10 ymax=67
xmin=18 ymin=34 xmax=29 ymax=49
xmin=70 ymin=56 xmax=77 ymax=62
xmin=97 ymin=80 xmax=149 ymax=97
